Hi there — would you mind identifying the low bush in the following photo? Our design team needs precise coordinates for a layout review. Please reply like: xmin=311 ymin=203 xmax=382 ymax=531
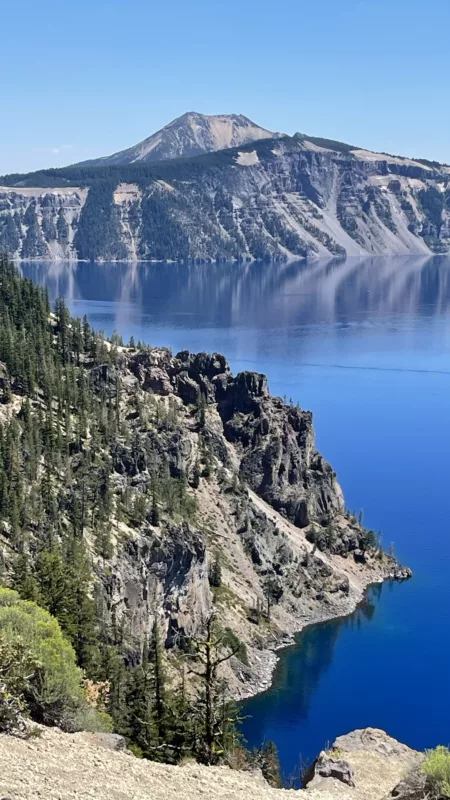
xmin=423 ymin=746 xmax=450 ymax=798
xmin=0 ymin=587 xmax=111 ymax=732
xmin=0 ymin=636 xmax=39 ymax=733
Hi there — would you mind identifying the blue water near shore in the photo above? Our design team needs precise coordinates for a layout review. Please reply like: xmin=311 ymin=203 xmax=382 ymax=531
xmin=20 ymin=256 xmax=450 ymax=778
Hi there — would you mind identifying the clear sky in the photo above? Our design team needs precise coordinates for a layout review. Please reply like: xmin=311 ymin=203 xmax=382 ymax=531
xmin=2 ymin=0 xmax=449 ymax=175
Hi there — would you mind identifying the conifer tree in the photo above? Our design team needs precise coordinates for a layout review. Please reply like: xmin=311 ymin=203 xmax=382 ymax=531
xmin=149 ymin=619 xmax=167 ymax=747
xmin=187 ymin=614 xmax=241 ymax=764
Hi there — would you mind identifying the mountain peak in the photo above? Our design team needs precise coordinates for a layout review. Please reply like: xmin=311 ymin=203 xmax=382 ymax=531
xmin=78 ymin=112 xmax=278 ymax=167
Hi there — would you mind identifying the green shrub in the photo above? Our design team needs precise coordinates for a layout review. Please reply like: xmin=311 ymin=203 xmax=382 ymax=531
xmin=0 ymin=635 xmax=39 ymax=733
xmin=0 ymin=587 xmax=110 ymax=732
xmin=0 ymin=587 xmax=83 ymax=723
xmin=423 ymin=746 xmax=450 ymax=798
xmin=67 ymin=705 xmax=114 ymax=734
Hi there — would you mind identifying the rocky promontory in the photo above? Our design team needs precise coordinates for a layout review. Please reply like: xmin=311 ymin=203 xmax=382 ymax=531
xmin=96 ymin=347 xmax=410 ymax=693
xmin=0 ymin=339 xmax=411 ymax=699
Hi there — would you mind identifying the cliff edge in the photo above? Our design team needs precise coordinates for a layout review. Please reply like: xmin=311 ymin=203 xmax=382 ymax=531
xmin=0 ymin=726 xmax=422 ymax=800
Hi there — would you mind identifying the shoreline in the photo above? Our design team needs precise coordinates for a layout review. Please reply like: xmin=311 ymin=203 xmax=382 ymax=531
xmin=236 ymin=567 xmax=408 ymax=701
xmin=13 ymin=255 xmax=305 ymax=266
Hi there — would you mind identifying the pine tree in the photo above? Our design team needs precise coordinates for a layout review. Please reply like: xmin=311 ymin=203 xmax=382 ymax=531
xmin=187 ymin=614 xmax=241 ymax=764
xmin=148 ymin=620 xmax=167 ymax=747
xmin=12 ymin=553 xmax=41 ymax=603
xmin=209 ymin=555 xmax=222 ymax=588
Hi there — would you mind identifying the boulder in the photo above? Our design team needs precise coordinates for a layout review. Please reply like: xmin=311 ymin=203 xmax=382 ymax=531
xmin=84 ymin=732 xmax=132 ymax=754
xmin=313 ymin=753 xmax=355 ymax=786
xmin=142 ymin=366 xmax=173 ymax=396
xmin=176 ymin=372 xmax=200 ymax=405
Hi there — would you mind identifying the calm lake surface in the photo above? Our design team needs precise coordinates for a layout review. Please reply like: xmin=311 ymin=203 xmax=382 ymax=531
xmin=20 ymin=256 xmax=450 ymax=778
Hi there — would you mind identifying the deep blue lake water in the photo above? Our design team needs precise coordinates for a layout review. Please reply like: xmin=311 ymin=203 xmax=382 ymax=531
xmin=20 ymin=256 xmax=450 ymax=778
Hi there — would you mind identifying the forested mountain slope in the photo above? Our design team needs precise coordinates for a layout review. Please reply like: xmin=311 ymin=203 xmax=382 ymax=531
xmin=1 ymin=134 xmax=449 ymax=261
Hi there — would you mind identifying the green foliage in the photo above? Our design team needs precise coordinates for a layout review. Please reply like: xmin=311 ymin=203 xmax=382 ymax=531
xmin=253 ymin=740 xmax=283 ymax=788
xmin=294 ymin=132 xmax=358 ymax=153
xmin=0 ymin=588 xmax=84 ymax=725
xmin=423 ymin=746 xmax=450 ymax=798
xmin=360 ymin=528 xmax=379 ymax=551
xmin=0 ymin=213 xmax=21 ymax=253
xmin=418 ymin=187 xmax=445 ymax=230
xmin=185 ymin=615 xmax=243 ymax=765
xmin=74 ymin=180 xmax=128 ymax=261
xmin=0 ymin=634 xmax=39 ymax=732
xmin=222 ymin=628 xmax=248 ymax=666
xmin=0 ymin=257 xmax=245 ymax=765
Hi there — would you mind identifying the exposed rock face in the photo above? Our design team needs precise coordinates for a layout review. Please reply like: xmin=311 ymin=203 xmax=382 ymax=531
xmin=130 ymin=349 xmax=344 ymax=529
xmin=311 ymin=754 xmax=355 ymax=786
xmin=305 ymin=729 xmax=423 ymax=798
xmin=0 ymin=187 xmax=87 ymax=259
xmin=2 ymin=134 xmax=449 ymax=259
xmin=88 ymin=348 xmax=410 ymax=692
xmin=0 ymin=726 xmax=424 ymax=800
xmin=0 ymin=345 xmax=412 ymax=696
xmin=389 ymin=765 xmax=429 ymax=800
xmin=216 ymin=371 xmax=344 ymax=527
xmin=333 ymin=728 xmax=418 ymax=759
xmin=96 ymin=520 xmax=212 ymax=662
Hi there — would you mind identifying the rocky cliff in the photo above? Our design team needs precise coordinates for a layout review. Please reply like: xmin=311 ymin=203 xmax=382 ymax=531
xmin=1 ymin=134 xmax=449 ymax=261
xmin=0 ymin=726 xmax=424 ymax=800
xmin=0 ymin=186 xmax=86 ymax=260
xmin=0 ymin=340 xmax=410 ymax=697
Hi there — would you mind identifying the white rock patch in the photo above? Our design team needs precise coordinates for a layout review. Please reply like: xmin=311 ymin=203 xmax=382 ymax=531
xmin=236 ymin=150 xmax=259 ymax=166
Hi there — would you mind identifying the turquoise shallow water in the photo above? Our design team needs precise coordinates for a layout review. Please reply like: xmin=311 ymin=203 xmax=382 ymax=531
xmin=20 ymin=256 xmax=450 ymax=778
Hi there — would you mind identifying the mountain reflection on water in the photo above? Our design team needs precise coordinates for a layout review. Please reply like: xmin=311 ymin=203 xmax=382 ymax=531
xmin=19 ymin=255 xmax=450 ymax=333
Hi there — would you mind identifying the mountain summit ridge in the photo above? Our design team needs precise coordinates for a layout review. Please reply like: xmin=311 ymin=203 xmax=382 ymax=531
xmin=78 ymin=111 xmax=279 ymax=166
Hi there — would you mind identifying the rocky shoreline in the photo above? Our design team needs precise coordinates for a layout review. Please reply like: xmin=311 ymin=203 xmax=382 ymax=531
xmin=236 ymin=569 xmax=411 ymax=700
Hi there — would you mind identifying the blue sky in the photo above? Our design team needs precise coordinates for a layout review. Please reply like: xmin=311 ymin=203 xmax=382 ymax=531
xmin=2 ymin=0 xmax=449 ymax=174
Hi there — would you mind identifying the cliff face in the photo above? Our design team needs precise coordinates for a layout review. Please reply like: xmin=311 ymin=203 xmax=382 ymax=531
xmin=0 ymin=186 xmax=86 ymax=260
xmin=1 ymin=137 xmax=449 ymax=260
xmin=0 ymin=339 xmax=410 ymax=696
xmin=4 ymin=344 xmax=410 ymax=696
